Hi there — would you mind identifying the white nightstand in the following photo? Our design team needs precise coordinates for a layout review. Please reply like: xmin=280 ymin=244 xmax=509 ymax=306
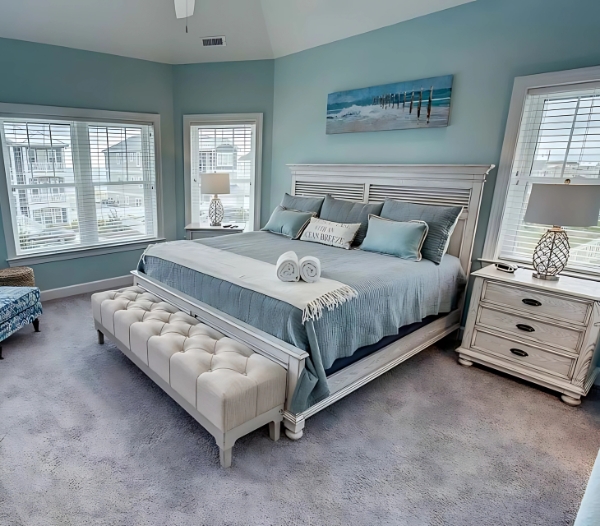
xmin=185 ymin=223 xmax=244 ymax=240
xmin=457 ymin=265 xmax=600 ymax=406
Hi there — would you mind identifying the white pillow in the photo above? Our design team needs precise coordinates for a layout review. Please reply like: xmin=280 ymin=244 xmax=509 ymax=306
xmin=300 ymin=217 xmax=361 ymax=250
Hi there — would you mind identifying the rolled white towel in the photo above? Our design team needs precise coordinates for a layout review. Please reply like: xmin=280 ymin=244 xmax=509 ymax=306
xmin=276 ymin=251 xmax=300 ymax=282
xmin=299 ymin=256 xmax=321 ymax=283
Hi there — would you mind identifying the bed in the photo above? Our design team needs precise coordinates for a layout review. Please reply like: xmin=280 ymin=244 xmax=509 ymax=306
xmin=132 ymin=164 xmax=492 ymax=439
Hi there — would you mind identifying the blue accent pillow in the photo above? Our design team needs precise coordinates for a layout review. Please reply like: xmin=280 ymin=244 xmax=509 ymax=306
xmin=261 ymin=206 xmax=315 ymax=239
xmin=281 ymin=193 xmax=324 ymax=214
xmin=360 ymin=215 xmax=429 ymax=261
xmin=319 ymin=195 xmax=383 ymax=245
xmin=380 ymin=200 xmax=462 ymax=264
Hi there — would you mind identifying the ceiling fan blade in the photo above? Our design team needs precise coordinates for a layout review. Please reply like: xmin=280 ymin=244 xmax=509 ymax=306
xmin=174 ymin=0 xmax=195 ymax=19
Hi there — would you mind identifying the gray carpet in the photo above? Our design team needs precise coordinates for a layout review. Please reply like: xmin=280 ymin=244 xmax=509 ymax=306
xmin=1 ymin=293 xmax=599 ymax=526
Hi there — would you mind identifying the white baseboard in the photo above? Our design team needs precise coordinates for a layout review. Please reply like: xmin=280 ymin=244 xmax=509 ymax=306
xmin=40 ymin=275 xmax=133 ymax=302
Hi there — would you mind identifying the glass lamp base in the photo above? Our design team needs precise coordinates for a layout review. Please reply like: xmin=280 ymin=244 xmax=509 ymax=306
xmin=531 ymin=227 xmax=569 ymax=282
xmin=532 ymin=272 xmax=560 ymax=281
xmin=208 ymin=195 xmax=225 ymax=226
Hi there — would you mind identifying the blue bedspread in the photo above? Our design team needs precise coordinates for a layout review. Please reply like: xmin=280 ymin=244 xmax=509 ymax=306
xmin=138 ymin=231 xmax=466 ymax=411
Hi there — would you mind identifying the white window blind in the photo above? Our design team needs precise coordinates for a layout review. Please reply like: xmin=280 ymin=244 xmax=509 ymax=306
xmin=0 ymin=117 xmax=158 ymax=256
xmin=497 ymin=83 xmax=600 ymax=274
xmin=189 ymin=123 xmax=255 ymax=230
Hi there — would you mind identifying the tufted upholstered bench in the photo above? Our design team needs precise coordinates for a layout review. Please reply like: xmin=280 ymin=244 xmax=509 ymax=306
xmin=91 ymin=286 xmax=286 ymax=467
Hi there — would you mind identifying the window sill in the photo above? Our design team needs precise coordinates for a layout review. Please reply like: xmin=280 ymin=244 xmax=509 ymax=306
xmin=7 ymin=238 xmax=165 ymax=267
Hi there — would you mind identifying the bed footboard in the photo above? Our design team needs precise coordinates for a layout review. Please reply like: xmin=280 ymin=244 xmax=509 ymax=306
xmin=132 ymin=271 xmax=460 ymax=439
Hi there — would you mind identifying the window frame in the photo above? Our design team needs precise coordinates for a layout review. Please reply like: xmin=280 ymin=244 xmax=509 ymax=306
xmin=0 ymin=102 xmax=164 ymax=266
xmin=183 ymin=113 xmax=263 ymax=231
xmin=482 ymin=65 xmax=600 ymax=278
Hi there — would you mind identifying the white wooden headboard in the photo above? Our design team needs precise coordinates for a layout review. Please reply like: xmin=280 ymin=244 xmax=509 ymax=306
xmin=288 ymin=164 xmax=494 ymax=275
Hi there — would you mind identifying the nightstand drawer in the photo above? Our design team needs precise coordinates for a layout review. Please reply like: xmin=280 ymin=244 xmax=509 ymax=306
xmin=477 ymin=306 xmax=583 ymax=352
xmin=472 ymin=329 xmax=574 ymax=378
xmin=482 ymin=281 xmax=591 ymax=325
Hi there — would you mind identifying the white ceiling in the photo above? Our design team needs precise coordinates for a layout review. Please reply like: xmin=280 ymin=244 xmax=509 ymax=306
xmin=0 ymin=0 xmax=475 ymax=64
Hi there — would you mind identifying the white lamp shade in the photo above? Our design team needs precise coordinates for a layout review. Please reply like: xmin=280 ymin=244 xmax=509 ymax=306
xmin=524 ymin=184 xmax=600 ymax=227
xmin=200 ymin=172 xmax=230 ymax=195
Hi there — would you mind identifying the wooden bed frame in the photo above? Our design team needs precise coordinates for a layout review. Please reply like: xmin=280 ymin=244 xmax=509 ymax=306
xmin=131 ymin=164 xmax=493 ymax=440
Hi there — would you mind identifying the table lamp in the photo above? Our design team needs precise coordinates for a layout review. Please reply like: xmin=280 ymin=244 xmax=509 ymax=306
xmin=200 ymin=172 xmax=230 ymax=226
xmin=524 ymin=182 xmax=600 ymax=281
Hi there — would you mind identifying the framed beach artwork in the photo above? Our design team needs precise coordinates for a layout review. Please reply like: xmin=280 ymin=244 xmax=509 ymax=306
xmin=326 ymin=75 xmax=453 ymax=134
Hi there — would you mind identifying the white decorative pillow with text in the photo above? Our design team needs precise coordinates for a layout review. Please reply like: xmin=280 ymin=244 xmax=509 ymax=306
xmin=299 ymin=217 xmax=361 ymax=250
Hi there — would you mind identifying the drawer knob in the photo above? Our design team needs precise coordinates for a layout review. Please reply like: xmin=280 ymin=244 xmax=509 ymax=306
xmin=522 ymin=298 xmax=542 ymax=307
xmin=510 ymin=348 xmax=529 ymax=357
xmin=516 ymin=323 xmax=535 ymax=333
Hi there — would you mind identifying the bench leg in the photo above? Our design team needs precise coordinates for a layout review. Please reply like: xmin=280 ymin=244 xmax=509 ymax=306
xmin=0 ymin=346 xmax=3 ymax=360
xmin=33 ymin=318 xmax=40 ymax=332
xmin=97 ymin=330 xmax=105 ymax=345
xmin=269 ymin=421 xmax=281 ymax=442
xmin=219 ymin=447 xmax=232 ymax=468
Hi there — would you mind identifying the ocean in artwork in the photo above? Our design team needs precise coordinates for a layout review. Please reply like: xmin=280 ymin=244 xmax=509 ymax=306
xmin=326 ymin=75 xmax=453 ymax=134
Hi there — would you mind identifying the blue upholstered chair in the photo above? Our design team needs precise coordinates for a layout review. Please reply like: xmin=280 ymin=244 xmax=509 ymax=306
xmin=574 ymin=449 xmax=600 ymax=526
xmin=0 ymin=287 xmax=42 ymax=359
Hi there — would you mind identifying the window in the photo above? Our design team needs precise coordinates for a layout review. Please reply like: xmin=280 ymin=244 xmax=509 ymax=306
xmin=484 ymin=67 xmax=600 ymax=277
xmin=47 ymin=149 xmax=63 ymax=164
xmin=0 ymin=104 xmax=161 ymax=260
xmin=184 ymin=114 xmax=262 ymax=231
xmin=33 ymin=207 xmax=67 ymax=226
xmin=216 ymin=151 xmax=234 ymax=168
xmin=199 ymin=151 xmax=216 ymax=173
xmin=125 ymin=151 xmax=141 ymax=167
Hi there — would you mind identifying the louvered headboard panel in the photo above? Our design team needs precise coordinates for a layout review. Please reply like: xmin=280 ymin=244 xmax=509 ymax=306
xmin=294 ymin=181 xmax=365 ymax=201
xmin=367 ymin=185 xmax=472 ymax=210
xmin=289 ymin=164 xmax=493 ymax=275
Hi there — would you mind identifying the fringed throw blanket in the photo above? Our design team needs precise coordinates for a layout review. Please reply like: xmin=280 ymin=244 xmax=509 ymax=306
xmin=141 ymin=241 xmax=357 ymax=323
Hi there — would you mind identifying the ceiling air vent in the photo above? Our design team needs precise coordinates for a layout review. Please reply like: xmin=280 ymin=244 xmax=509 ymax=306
xmin=202 ymin=36 xmax=226 ymax=47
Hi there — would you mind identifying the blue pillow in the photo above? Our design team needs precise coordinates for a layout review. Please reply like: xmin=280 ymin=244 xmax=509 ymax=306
xmin=319 ymin=195 xmax=383 ymax=246
xmin=281 ymin=193 xmax=324 ymax=214
xmin=261 ymin=206 xmax=315 ymax=239
xmin=380 ymin=200 xmax=462 ymax=264
xmin=360 ymin=215 xmax=429 ymax=261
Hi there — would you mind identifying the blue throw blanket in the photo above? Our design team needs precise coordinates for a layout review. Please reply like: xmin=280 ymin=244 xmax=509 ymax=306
xmin=138 ymin=231 xmax=466 ymax=412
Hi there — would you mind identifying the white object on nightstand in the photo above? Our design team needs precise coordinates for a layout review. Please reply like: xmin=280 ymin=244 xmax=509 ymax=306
xmin=494 ymin=262 xmax=518 ymax=273
xmin=185 ymin=223 xmax=244 ymax=240
xmin=457 ymin=265 xmax=600 ymax=406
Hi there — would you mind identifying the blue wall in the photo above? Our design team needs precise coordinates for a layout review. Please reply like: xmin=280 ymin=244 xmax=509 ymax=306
xmin=2 ymin=0 xmax=600 ymax=290
xmin=172 ymin=60 xmax=274 ymax=235
xmin=270 ymin=0 xmax=600 ymax=261
xmin=0 ymin=38 xmax=176 ymax=290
